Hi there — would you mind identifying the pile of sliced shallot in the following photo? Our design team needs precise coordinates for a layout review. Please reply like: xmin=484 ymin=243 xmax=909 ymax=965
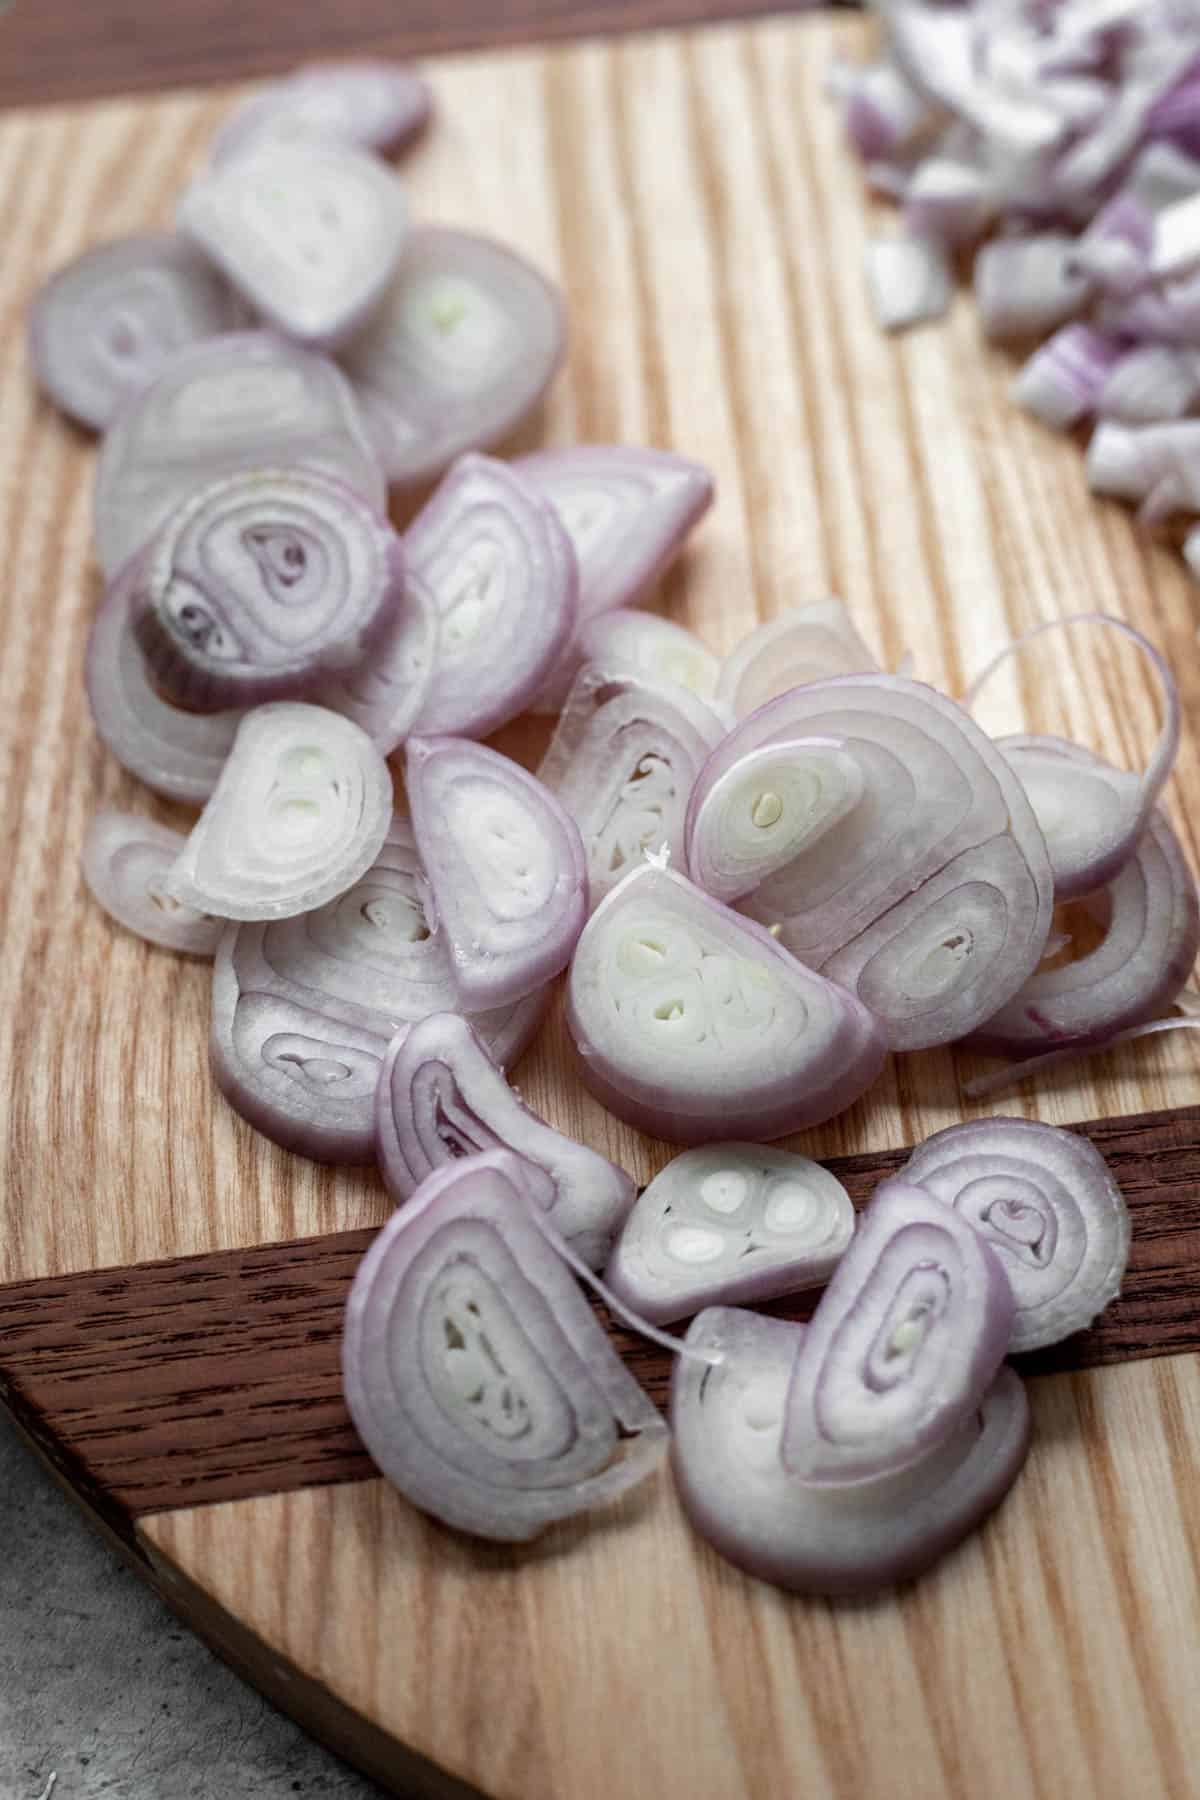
xmin=833 ymin=0 xmax=1200 ymax=589
xmin=40 ymin=57 xmax=1198 ymax=1597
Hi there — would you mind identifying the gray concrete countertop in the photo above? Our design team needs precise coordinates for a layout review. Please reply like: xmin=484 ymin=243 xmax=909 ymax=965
xmin=0 ymin=1414 xmax=387 ymax=1800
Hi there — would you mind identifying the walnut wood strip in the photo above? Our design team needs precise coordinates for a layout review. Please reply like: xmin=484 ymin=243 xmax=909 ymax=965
xmin=2 ymin=1103 xmax=1197 ymax=1523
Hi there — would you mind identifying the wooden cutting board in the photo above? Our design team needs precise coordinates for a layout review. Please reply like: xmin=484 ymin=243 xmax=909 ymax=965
xmin=3 ymin=14 xmax=1200 ymax=1799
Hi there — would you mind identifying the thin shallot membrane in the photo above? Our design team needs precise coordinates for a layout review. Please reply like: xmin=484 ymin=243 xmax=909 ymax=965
xmin=168 ymin=703 xmax=392 ymax=921
xmin=212 ymin=818 xmax=546 ymax=1161
xmin=28 ymin=233 xmax=242 ymax=432
xmin=686 ymin=675 xmax=1054 ymax=1050
xmin=715 ymin=599 xmax=880 ymax=722
xmin=967 ymin=614 xmax=1180 ymax=898
xmin=85 ymin=560 xmax=242 ymax=803
xmin=538 ymin=664 xmax=726 ymax=909
xmin=82 ymin=811 xmax=223 ymax=956
xmin=94 ymin=331 xmax=385 ymax=581
xmin=672 ymin=1308 xmax=1030 ymax=1597
xmin=605 ymin=1145 xmax=854 ymax=1326
xmin=406 ymin=454 xmax=578 ymax=739
xmin=781 ymin=1177 xmax=1015 ymax=1487
xmin=375 ymin=1012 xmax=634 ymax=1267
xmin=969 ymin=801 xmax=1200 ymax=1055
xmin=406 ymin=736 xmax=587 ymax=1011
xmin=566 ymin=861 xmax=887 ymax=1144
xmin=179 ymin=137 xmax=409 ymax=347
xmin=513 ymin=446 xmax=714 ymax=620
xmin=211 ymin=61 xmax=432 ymax=165
xmin=900 ymin=1118 xmax=1129 ymax=1353
xmin=339 ymin=227 xmax=565 ymax=487
xmin=129 ymin=466 xmax=405 ymax=711
xmin=342 ymin=1149 xmax=668 ymax=1542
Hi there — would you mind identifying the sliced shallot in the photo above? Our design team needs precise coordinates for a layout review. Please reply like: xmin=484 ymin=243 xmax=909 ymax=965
xmin=900 ymin=1118 xmax=1129 ymax=1352
xmin=82 ymin=811 xmax=223 ymax=956
xmin=406 ymin=736 xmax=587 ymax=1010
xmin=513 ymin=445 xmax=714 ymax=619
xmin=780 ymin=1177 xmax=1015 ymax=1486
xmin=538 ymin=664 xmax=725 ymax=908
xmin=715 ymin=599 xmax=880 ymax=722
xmin=341 ymin=1149 xmax=668 ymax=1542
xmin=178 ymin=137 xmax=409 ymax=347
xmin=672 ymin=1308 xmax=1030 ymax=1597
xmin=211 ymin=818 xmax=546 ymax=1161
xmin=565 ymin=860 xmax=887 ymax=1144
xmin=211 ymin=60 xmax=432 ymax=165
xmin=28 ymin=233 xmax=242 ymax=432
xmin=405 ymin=454 xmax=577 ymax=739
xmin=604 ymin=1145 xmax=854 ymax=1325
xmin=576 ymin=609 xmax=720 ymax=699
xmin=375 ymin=1012 xmax=634 ymax=1267
xmin=969 ymin=800 xmax=1199 ymax=1055
xmin=339 ymin=227 xmax=565 ymax=487
xmin=685 ymin=675 xmax=1054 ymax=1050
xmin=168 ymin=703 xmax=392 ymax=920
xmin=129 ymin=466 xmax=404 ymax=711
xmin=94 ymin=331 xmax=385 ymax=581
xmin=316 ymin=567 xmax=439 ymax=754
xmin=966 ymin=614 xmax=1180 ymax=897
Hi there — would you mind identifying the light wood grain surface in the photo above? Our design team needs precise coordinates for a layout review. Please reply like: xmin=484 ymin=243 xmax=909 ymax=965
xmin=1 ymin=14 xmax=1199 ymax=1799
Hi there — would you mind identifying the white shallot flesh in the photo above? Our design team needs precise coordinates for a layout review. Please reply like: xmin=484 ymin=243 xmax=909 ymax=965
xmin=82 ymin=811 xmax=223 ymax=956
xmin=715 ymin=599 xmax=880 ymax=722
xmin=210 ymin=60 xmax=432 ymax=166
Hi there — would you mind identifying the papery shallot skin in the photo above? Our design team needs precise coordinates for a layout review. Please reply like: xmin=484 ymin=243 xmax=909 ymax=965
xmin=342 ymin=1149 xmax=667 ymax=1542
xmin=339 ymin=227 xmax=565 ymax=487
xmin=210 ymin=61 xmax=432 ymax=166
xmin=82 ymin=811 xmax=223 ymax=956
xmin=672 ymin=1308 xmax=1030 ymax=1597
xmin=375 ymin=1012 xmax=634 ymax=1267
xmin=211 ymin=818 xmax=548 ymax=1162
xmin=565 ymin=862 xmax=887 ymax=1145
xmin=29 ymin=233 xmax=243 ymax=432
xmin=604 ymin=1144 xmax=854 ymax=1325
xmin=899 ymin=1118 xmax=1130 ymax=1352
xmin=781 ymin=1177 xmax=1016 ymax=1485
xmin=94 ymin=331 xmax=386 ymax=581
xmin=129 ymin=466 xmax=405 ymax=712
xmin=406 ymin=736 xmax=588 ymax=1011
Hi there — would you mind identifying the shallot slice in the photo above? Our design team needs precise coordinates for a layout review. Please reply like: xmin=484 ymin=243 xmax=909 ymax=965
xmin=565 ymin=861 xmax=887 ymax=1144
xmin=513 ymin=446 xmax=714 ymax=620
xmin=85 ymin=561 xmax=242 ymax=803
xmin=211 ymin=61 xmax=432 ymax=166
xmin=375 ymin=1012 xmax=634 ymax=1267
xmin=405 ymin=454 xmax=578 ymax=739
xmin=538 ymin=664 xmax=725 ymax=908
xmin=967 ymin=614 xmax=1180 ymax=897
xmin=969 ymin=800 xmax=1199 ymax=1055
xmin=82 ymin=811 xmax=223 ymax=956
xmin=339 ymin=227 xmax=565 ymax=487
xmin=94 ymin=331 xmax=385 ymax=581
xmin=672 ymin=1308 xmax=1030 ymax=1597
xmin=604 ymin=1145 xmax=854 ymax=1325
xmin=781 ymin=1177 xmax=1015 ymax=1486
xmin=28 ymin=233 xmax=242 ymax=432
xmin=178 ymin=137 xmax=409 ymax=347
xmin=316 ymin=568 xmax=439 ymax=754
xmin=129 ymin=466 xmax=404 ymax=712
xmin=534 ymin=606 xmax=720 ymax=716
xmin=168 ymin=703 xmax=392 ymax=920
xmin=715 ymin=599 xmax=880 ymax=722
xmin=341 ymin=1149 xmax=667 ymax=1542
xmin=406 ymin=736 xmax=587 ymax=1010
xmin=900 ymin=1118 xmax=1129 ymax=1352
xmin=212 ymin=818 xmax=546 ymax=1161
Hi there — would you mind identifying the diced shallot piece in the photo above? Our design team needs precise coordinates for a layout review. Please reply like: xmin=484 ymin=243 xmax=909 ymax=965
xmin=565 ymin=861 xmax=887 ymax=1144
xmin=342 ymin=1149 xmax=668 ymax=1541
xmin=178 ymin=136 xmax=409 ymax=347
xmin=1097 ymin=345 xmax=1200 ymax=424
xmin=375 ymin=1012 xmax=634 ymax=1266
xmin=82 ymin=811 xmax=223 ymax=956
xmin=1013 ymin=323 xmax=1123 ymax=431
xmin=605 ymin=1144 xmax=854 ymax=1325
xmin=864 ymin=234 xmax=953 ymax=330
xmin=28 ymin=233 xmax=242 ymax=432
xmin=974 ymin=234 xmax=1091 ymax=341
xmin=781 ymin=1177 xmax=1016 ymax=1485
xmin=167 ymin=703 xmax=392 ymax=920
